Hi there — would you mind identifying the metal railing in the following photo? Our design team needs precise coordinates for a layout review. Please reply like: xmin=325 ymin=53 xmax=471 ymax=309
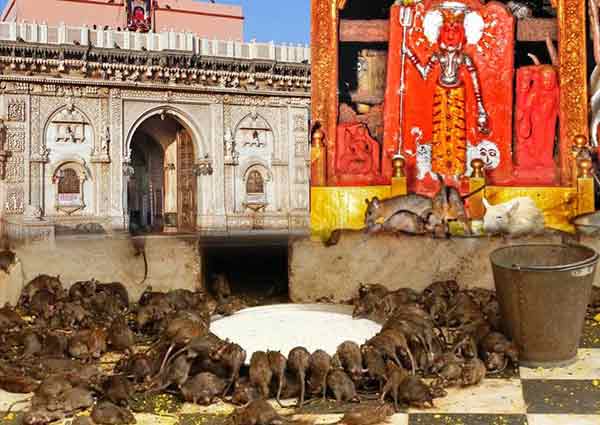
xmin=0 ymin=21 xmax=311 ymax=63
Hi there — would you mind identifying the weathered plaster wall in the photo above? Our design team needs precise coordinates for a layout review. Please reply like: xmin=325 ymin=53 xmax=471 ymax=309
xmin=0 ymin=234 xmax=201 ymax=305
xmin=289 ymin=232 xmax=600 ymax=302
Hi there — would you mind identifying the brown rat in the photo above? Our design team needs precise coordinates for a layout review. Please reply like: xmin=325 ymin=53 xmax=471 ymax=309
xmin=229 ymin=399 xmax=284 ymax=425
xmin=479 ymin=332 xmax=518 ymax=365
xmin=232 ymin=377 xmax=262 ymax=406
xmin=109 ymin=316 xmax=135 ymax=352
xmin=326 ymin=369 xmax=360 ymax=404
xmin=337 ymin=405 xmax=395 ymax=425
xmin=361 ymin=345 xmax=387 ymax=393
xmin=211 ymin=342 xmax=246 ymax=396
xmin=398 ymin=375 xmax=435 ymax=408
xmin=19 ymin=274 xmax=64 ymax=309
xmin=287 ymin=346 xmax=310 ymax=407
xmin=180 ymin=372 xmax=227 ymax=405
xmin=335 ymin=341 xmax=363 ymax=383
xmin=379 ymin=362 xmax=408 ymax=411
xmin=308 ymin=349 xmax=331 ymax=400
xmin=21 ymin=330 xmax=43 ymax=358
xmin=211 ymin=272 xmax=232 ymax=303
xmin=30 ymin=289 xmax=58 ymax=320
xmin=250 ymin=351 xmax=273 ymax=399
xmin=104 ymin=374 xmax=136 ymax=407
xmin=91 ymin=401 xmax=136 ymax=424
xmin=268 ymin=350 xmax=287 ymax=405
xmin=460 ymin=357 xmax=486 ymax=387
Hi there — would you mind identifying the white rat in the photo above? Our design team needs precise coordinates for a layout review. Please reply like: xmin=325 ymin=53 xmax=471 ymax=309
xmin=482 ymin=196 xmax=545 ymax=236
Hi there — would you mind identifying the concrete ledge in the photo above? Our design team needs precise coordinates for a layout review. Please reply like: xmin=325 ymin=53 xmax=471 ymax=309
xmin=0 ymin=235 xmax=202 ymax=305
xmin=289 ymin=231 xmax=600 ymax=303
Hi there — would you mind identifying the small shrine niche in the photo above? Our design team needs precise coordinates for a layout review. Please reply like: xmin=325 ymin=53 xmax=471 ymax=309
xmin=242 ymin=165 xmax=270 ymax=212
xmin=234 ymin=113 xmax=273 ymax=152
xmin=48 ymin=107 xmax=89 ymax=144
xmin=52 ymin=162 xmax=88 ymax=215
xmin=127 ymin=0 xmax=152 ymax=32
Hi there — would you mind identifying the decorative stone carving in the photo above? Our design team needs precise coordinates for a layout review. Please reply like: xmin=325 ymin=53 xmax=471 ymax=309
xmin=193 ymin=160 xmax=214 ymax=176
xmin=224 ymin=127 xmax=239 ymax=163
xmin=91 ymin=126 xmax=111 ymax=163
xmin=7 ymin=100 xmax=25 ymax=122
xmin=6 ymin=155 xmax=25 ymax=183
xmin=6 ymin=129 xmax=25 ymax=152
xmin=294 ymin=113 xmax=308 ymax=133
xmin=50 ymin=107 xmax=89 ymax=144
xmin=5 ymin=188 xmax=24 ymax=214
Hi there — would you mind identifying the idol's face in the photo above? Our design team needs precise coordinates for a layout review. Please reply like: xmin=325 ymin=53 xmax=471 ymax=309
xmin=540 ymin=68 xmax=557 ymax=90
xmin=440 ymin=22 xmax=465 ymax=48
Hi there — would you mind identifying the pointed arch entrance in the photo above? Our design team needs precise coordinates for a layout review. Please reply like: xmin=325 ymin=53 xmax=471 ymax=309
xmin=127 ymin=114 xmax=197 ymax=233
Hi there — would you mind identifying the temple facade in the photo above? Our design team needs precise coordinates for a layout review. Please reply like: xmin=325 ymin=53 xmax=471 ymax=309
xmin=0 ymin=21 xmax=311 ymax=241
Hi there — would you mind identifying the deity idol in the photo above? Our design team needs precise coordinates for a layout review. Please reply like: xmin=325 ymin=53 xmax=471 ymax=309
xmin=402 ymin=5 xmax=489 ymax=179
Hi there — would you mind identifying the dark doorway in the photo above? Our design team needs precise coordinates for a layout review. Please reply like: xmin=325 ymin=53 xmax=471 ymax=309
xmin=203 ymin=240 xmax=290 ymax=306
xmin=127 ymin=114 xmax=197 ymax=233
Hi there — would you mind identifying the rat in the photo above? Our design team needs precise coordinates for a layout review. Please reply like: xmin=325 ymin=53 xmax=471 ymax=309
xmin=268 ymin=350 xmax=287 ymax=405
xmin=287 ymin=346 xmax=311 ymax=407
xmin=91 ymin=401 xmax=136 ymax=425
xmin=482 ymin=196 xmax=545 ymax=236
xmin=460 ymin=357 xmax=486 ymax=387
xmin=104 ymin=375 xmax=136 ymax=407
xmin=44 ymin=332 xmax=69 ymax=357
xmin=210 ymin=272 xmax=232 ymax=303
xmin=68 ymin=279 xmax=98 ymax=301
xmin=308 ymin=349 xmax=331 ymax=401
xmin=212 ymin=342 xmax=246 ymax=396
xmin=361 ymin=345 xmax=387 ymax=393
xmin=335 ymin=341 xmax=363 ymax=383
xmin=366 ymin=211 xmax=427 ymax=236
xmin=364 ymin=195 xmax=433 ymax=230
xmin=250 ymin=351 xmax=273 ymax=399
xmin=181 ymin=372 xmax=227 ymax=405
xmin=337 ymin=405 xmax=395 ymax=425
xmin=479 ymin=332 xmax=519 ymax=365
xmin=326 ymin=369 xmax=360 ymax=404
xmin=398 ymin=375 xmax=435 ymax=408
xmin=379 ymin=361 xmax=408 ymax=410
xmin=22 ymin=330 xmax=43 ymax=358
xmin=30 ymin=289 xmax=58 ymax=320
xmin=19 ymin=274 xmax=64 ymax=308
xmin=0 ymin=303 xmax=25 ymax=329
xmin=229 ymin=399 xmax=285 ymax=425
xmin=232 ymin=378 xmax=262 ymax=405
xmin=109 ymin=316 xmax=135 ymax=352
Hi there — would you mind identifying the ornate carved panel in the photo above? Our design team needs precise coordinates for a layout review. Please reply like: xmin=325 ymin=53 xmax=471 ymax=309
xmin=6 ymin=155 xmax=25 ymax=183
xmin=7 ymin=100 xmax=25 ymax=122
xmin=6 ymin=129 xmax=25 ymax=152
xmin=4 ymin=186 xmax=24 ymax=214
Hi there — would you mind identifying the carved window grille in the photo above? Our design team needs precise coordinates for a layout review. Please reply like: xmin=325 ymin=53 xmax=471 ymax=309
xmin=246 ymin=170 xmax=264 ymax=194
xmin=58 ymin=169 xmax=80 ymax=194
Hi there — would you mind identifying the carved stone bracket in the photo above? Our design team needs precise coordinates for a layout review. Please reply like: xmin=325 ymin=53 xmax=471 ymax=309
xmin=193 ymin=160 xmax=214 ymax=176
xmin=31 ymin=146 xmax=50 ymax=163
xmin=122 ymin=161 xmax=135 ymax=177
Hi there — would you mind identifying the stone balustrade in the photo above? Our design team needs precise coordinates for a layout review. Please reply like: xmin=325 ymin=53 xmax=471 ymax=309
xmin=0 ymin=21 xmax=311 ymax=63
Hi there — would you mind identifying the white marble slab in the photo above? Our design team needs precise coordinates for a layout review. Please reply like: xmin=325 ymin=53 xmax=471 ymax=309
xmin=527 ymin=414 xmax=600 ymax=425
xmin=520 ymin=349 xmax=600 ymax=380
xmin=408 ymin=378 xmax=526 ymax=414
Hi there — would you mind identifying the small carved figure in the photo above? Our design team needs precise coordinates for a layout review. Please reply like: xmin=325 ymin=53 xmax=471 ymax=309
xmin=515 ymin=65 xmax=559 ymax=170
xmin=336 ymin=123 xmax=381 ymax=176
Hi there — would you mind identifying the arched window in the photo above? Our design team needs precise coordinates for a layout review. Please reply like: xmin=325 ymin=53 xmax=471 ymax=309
xmin=246 ymin=170 xmax=264 ymax=194
xmin=58 ymin=168 xmax=80 ymax=195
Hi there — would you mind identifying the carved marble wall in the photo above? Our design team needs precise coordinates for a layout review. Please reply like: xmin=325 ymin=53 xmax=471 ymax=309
xmin=0 ymin=82 xmax=310 ymax=234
